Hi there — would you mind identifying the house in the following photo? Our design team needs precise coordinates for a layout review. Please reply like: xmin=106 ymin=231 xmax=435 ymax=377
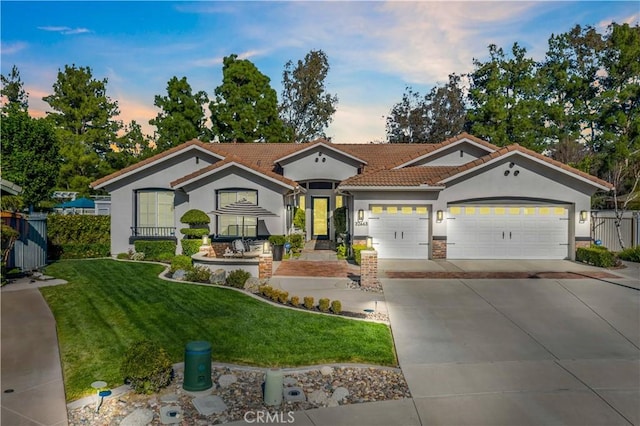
xmin=91 ymin=133 xmax=612 ymax=260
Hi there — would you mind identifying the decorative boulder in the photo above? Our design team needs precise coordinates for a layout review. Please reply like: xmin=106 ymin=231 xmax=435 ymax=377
xmin=172 ymin=270 xmax=187 ymax=281
xmin=209 ymin=269 xmax=226 ymax=284
xmin=243 ymin=277 xmax=262 ymax=293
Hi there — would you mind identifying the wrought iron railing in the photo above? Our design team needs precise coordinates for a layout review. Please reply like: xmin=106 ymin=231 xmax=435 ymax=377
xmin=130 ymin=227 xmax=176 ymax=237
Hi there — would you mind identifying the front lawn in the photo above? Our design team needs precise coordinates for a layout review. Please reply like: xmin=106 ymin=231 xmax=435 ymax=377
xmin=41 ymin=260 xmax=396 ymax=401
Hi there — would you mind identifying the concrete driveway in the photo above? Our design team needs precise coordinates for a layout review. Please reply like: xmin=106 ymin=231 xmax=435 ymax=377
xmin=383 ymin=276 xmax=640 ymax=425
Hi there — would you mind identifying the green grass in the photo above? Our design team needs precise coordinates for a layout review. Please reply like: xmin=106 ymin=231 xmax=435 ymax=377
xmin=41 ymin=259 xmax=396 ymax=401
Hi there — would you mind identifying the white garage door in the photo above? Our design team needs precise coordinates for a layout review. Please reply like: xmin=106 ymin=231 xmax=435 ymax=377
xmin=368 ymin=205 xmax=430 ymax=259
xmin=447 ymin=205 xmax=569 ymax=259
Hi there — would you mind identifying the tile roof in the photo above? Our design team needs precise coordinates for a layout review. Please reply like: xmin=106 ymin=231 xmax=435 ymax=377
xmin=91 ymin=133 xmax=612 ymax=191
xmin=340 ymin=166 xmax=456 ymax=187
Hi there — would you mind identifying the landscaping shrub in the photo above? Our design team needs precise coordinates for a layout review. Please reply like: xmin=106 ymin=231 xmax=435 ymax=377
xmin=131 ymin=252 xmax=145 ymax=261
xmin=334 ymin=206 xmax=347 ymax=240
xmin=290 ymin=296 xmax=300 ymax=307
xmin=270 ymin=289 xmax=283 ymax=303
xmin=59 ymin=243 xmax=110 ymax=259
xmin=617 ymin=246 xmax=640 ymax=263
xmin=48 ymin=215 xmax=110 ymax=259
xmin=180 ymin=209 xmax=210 ymax=226
xmin=303 ymin=296 xmax=314 ymax=310
xmin=116 ymin=252 xmax=130 ymax=260
xmin=157 ymin=252 xmax=175 ymax=263
xmin=331 ymin=300 xmax=342 ymax=314
xmin=293 ymin=207 xmax=305 ymax=231
xmin=318 ymin=298 xmax=330 ymax=312
xmin=286 ymin=233 xmax=304 ymax=254
xmin=336 ymin=244 xmax=346 ymax=259
xmin=180 ymin=228 xmax=209 ymax=239
xmin=352 ymin=244 xmax=370 ymax=265
xmin=259 ymin=285 xmax=273 ymax=298
xmin=120 ymin=340 xmax=173 ymax=394
xmin=226 ymin=269 xmax=251 ymax=288
xmin=134 ymin=240 xmax=177 ymax=261
xmin=170 ymin=255 xmax=193 ymax=273
xmin=185 ymin=265 xmax=212 ymax=283
xmin=181 ymin=239 xmax=201 ymax=257
xmin=576 ymin=245 xmax=617 ymax=268
xmin=278 ymin=290 xmax=289 ymax=304
xmin=268 ymin=235 xmax=286 ymax=246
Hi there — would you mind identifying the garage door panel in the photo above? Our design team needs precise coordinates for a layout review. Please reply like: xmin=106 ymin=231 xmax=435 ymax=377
xmin=369 ymin=206 xmax=429 ymax=259
xmin=448 ymin=205 xmax=569 ymax=260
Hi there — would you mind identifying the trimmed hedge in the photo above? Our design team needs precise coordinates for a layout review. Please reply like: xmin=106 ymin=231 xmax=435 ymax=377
xmin=352 ymin=244 xmax=372 ymax=265
xmin=181 ymin=240 xmax=201 ymax=257
xmin=576 ymin=246 xmax=617 ymax=268
xmin=180 ymin=228 xmax=209 ymax=239
xmin=180 ymin=209 xmax=210 ymax=225
xmin=120 ymin=340 xmax=173 ymax=394
xmin=617 ymin=246 xmax=640 ymax=263
xmin=134 ymin=240 xmax=177 ymax=261
xmin=48 ymin=215 xmax=110 ymax=259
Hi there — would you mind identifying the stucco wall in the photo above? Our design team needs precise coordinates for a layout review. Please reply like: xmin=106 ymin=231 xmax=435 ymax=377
xmin=103 ymin=150 xmax=219 ymax=255
xmin=282 ymin=146 xmax=360 ymax=182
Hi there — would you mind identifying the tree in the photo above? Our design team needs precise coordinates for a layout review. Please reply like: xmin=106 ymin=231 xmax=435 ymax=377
xmin=43 ymin=65 xmax=121 ymax=157
xmin=386 ymin=74 xmax=467 ymax=143
xmin=1 ymin=65 xmax=28 ymax=111
xmin=149 ymin=76 xmax=209 ymax=152
xmin=42 ymin=65 xmax=121 ymax=192
xmin=107 ymin=120 xmax=153 ymax=169
xmin=280 ymin=50 xmax=338 ymax=142
xmin=1 ymin=108 xmax=60 ymax=206
xmin=210 ymin=54 xmax=286 ymax=142
xmin=467 ymin=43 xmax=546 ymax=151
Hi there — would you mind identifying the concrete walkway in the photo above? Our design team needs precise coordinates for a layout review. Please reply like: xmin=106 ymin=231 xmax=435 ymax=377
xmin=1 ymin=284 xmax=69 ymax=426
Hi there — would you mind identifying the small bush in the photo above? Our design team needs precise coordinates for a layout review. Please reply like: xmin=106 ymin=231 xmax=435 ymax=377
xmin=617 ymin=246 xmax=640 ymax=263
xmin=57 ymin=243 xmax=110 ymax=259
xmin=270 ymin=289 xmax=282 ymax=302
xmin=120 ymin=340 xmax=173 ymax=394
xmin=181 ymin=239 xmax=202 ymax=257
xmin=131 ymin=252 xmax=145 ymax=261
xmin=331 ymin=300 xmax=342 ymax=314
xmin=352 ymin=244 xmax=371 ymax=265
xmin=318 ymin=298 xmax=330 ymax=312
xmin=303 ymin=296 xmax=314 ymax=310
xmin=268 ymin=235 xmax=286 ymax=246
xmin=290 ymin=296 xmax=300 ymax=307
xmin=336 ymin=244 xmax=346 ymax=259
xmin=180 ymin=209 xmax=210 ymax=225
xmin=170 ymin=255 xmax=193 ymax=273
xmin=293 ymin=207 xmax=305 ymax=231
xmin=278 ymin=290 xmax=289 ymax=304
xmin=134 ymin=240 xmax=177 ymax=261
xmin=259 ymin=285 xmax=273 ymax=298
xmin=180 ymin=228 xmax=209 ymax=239
xmin=576 ymin=246 xmax=617 ymax=268
xmin=116 ymin=252 xmax=129 ymax=260
xmin=226 ymin=269 xmax=251 ymax=288
xmin=286 ymin=234 xmax=304 ymax=254
xmin=185 ymin=265 xmax=211 ymax=283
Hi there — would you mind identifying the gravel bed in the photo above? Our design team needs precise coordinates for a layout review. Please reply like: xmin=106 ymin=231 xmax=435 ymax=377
xmin=68 ymin=365 xmax=411 ymax=425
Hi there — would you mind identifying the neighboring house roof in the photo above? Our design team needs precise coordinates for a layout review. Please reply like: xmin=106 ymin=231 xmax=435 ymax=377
xmin=1 ymin=178 xmax=23 ymax=195
xmin=91 ymin=133 xmax=612 ymax=192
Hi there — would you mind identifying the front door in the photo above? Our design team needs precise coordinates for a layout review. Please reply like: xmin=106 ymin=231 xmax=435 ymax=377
xmin=312 ymin=197 xmax=330 ymax=240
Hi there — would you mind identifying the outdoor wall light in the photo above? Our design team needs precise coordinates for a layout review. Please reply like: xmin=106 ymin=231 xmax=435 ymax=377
xmin=366 ymin=237 xmax=373 ymax=248
xmin=504 ymin=170 xmax=511 ymax=176
xmin=579 ymin=210 xmax=588 ymax=222
xmin=357 ymin=209 xmax=364 ymax=221
xmin=514 ymin=170 xmax=520 ymax=176
xmin=436 ymin=210 xmax=444 ymax=222
xmin=263 ymin=241 xmax=271 ymax=254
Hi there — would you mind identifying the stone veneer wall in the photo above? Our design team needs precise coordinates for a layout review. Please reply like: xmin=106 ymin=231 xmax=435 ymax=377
xmin=360 ymin=250 xmax=380 ymax=289
xmin=432 ymin=238 xmax=447 ymax=259
xmin=258 ymin=254 xmax=273 ymax=280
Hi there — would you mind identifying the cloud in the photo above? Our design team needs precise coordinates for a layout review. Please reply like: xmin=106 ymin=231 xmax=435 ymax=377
xmin=0 ymin=41 xmax=27 ymax=55
xmin=38 ymin=26 xmax=90 ymax=35
xmin=598 ymin=12 xmax=640 ymax=31
xmin=329 ymin=102 xmax=388 ymax=144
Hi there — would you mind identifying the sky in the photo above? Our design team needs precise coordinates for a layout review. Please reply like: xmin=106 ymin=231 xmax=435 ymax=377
xmin=1 ymin=1 xmax=638 ymax=144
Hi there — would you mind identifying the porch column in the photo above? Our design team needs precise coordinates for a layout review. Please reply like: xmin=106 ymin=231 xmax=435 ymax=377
xmin=360 ymin=250 xmax=380 ymax=289
xmin=259 ymin=253 xmax=273 ymax=279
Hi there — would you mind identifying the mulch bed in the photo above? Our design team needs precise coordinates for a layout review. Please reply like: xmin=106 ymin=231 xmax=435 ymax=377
xmin=384 ymin=271 xmax=621 ymax=279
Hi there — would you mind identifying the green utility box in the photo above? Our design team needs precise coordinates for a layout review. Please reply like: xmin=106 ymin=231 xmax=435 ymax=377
xmin=183 ymin=341 xmax=212 ymax=391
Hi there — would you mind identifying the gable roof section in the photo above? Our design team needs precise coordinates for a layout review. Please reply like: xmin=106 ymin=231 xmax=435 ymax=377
xmin=438 ymin=144 xmax=614 ymax=190
xmin=91 ymin=140 xmax=224 ymax=189
xmin=273 ymin=139 xmax=368 ymax=165
xmin=170 ymin=155 xmax=298 ymax=190
xmin=392 ymin=132 xmax=498 ymax=169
